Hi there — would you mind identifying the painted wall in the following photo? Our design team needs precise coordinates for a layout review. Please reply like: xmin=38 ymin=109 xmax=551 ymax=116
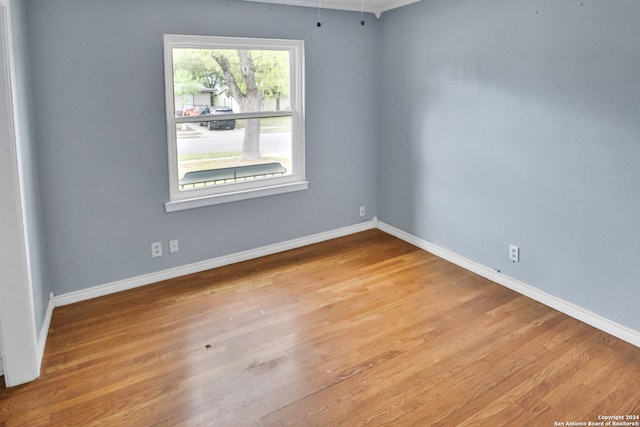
xmin=378 ymin=0 xmax=640 ymax=332
xmin=25 ymin=0 xmax=378 ymax=296
xmin=9 ymin=0 xmax=50 ymax=339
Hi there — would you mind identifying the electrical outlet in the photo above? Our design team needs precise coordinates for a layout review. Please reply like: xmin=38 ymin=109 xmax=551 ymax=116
xmin=151 ymin=241 xmax=163 ymax=258
xmin=169 ymin=239 xmax=179 ymax=254
xmin=359 ymin=205 xmax=366 ymax=217
xmin=509 ymin=244 xmax=520 ymax=263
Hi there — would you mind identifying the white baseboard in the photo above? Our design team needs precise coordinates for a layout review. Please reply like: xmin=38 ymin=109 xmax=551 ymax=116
xmin=54 ymin=220 xmax=377 ymax=307
xmin=376 ymin=220 xmax=640 ymax=349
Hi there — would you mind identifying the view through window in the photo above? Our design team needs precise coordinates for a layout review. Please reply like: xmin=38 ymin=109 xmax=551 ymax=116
xmin=164 ymin=35 xmax=306 ymax=209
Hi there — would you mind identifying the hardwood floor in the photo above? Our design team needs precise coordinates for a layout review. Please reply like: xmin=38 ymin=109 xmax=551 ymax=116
xmin=1 ymin=230 xmax=639 ymax=426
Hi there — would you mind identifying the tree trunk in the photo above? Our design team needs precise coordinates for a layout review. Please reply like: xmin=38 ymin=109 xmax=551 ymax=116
xmin=242 ymin=118 xmax=261 ymax=160
xmin=211 ymin=50 xmax=263 ymax=161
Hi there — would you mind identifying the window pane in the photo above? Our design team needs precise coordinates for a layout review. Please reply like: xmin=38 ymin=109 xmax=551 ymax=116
xmin=164 ymin=35 xmax=305 ymax=209
xmin=176 ymin=116 xmax=293 ymax=190
xmin=172 ymin=48 xmax=291 ymax=117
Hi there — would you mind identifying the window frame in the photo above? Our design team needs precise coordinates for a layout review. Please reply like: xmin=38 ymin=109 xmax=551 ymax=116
xmin=163 ymin=34 xmax=307 ymax=212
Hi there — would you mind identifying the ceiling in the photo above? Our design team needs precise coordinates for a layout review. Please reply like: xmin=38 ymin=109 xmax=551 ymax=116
xmin=240 ymin=0 xmax=421 ymax=18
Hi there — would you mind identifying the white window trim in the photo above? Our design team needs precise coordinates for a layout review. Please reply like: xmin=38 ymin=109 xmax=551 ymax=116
xmin=163 ymin=35 xmax=307 ymax=212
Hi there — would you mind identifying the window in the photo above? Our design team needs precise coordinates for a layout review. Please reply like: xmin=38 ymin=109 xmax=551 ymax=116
xmin=163 ymin=35 xmax=307 ymax=212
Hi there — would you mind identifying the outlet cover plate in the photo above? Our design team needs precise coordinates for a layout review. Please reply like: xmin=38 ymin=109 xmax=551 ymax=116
xmin=509 ymin=244 xmax=519 ymax=263
xmin=151 ymin=242 xmax=163 ymax=258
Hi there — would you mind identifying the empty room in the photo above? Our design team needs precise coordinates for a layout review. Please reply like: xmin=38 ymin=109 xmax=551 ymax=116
xmin=1 ymin=0 xmax=639 ymax=424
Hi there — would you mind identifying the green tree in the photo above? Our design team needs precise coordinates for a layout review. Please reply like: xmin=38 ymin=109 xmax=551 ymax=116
xmin=211 ymin=50 xmax=263 ymax=160
xmin=173 ymin=69 xmax=201 ymax=115
xmin=173 ymin=49 xmax=224 ymax=105
xmin=211 ymin=49 xmax=289 ymax=160
xmin=255 ymin=51 xmax=289 ymax=111
xmin=173 ymin=47 xmax=290 ymax=161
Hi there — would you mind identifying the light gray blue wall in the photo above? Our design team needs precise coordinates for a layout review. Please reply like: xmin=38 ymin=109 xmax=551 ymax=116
xmin=9 ymin=0 xmax=50 ymax=334
xmin=25 ymin=0 xmax=378 ymax=295
xmin=378 ymin=0 xmax=640 ymax=331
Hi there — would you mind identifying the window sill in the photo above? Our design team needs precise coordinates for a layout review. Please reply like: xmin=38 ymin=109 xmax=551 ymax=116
xmin=164 ymin=181 xmax=309 ymax=212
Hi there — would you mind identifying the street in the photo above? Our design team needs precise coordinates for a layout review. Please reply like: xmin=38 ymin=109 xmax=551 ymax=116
xmin=177 ymin=127 xmax=292 ymax=158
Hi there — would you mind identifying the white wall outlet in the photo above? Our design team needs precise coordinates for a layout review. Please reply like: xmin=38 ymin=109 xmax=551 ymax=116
xmin=359 ymin=205 xmax=366 ymax=217
xmin=151 ymin=241 xmax=163 ymax=258
xmin=509 ymin=244 xmax=520 ymax=263
xmin=169 ymin=239 xmax=179 ymax=254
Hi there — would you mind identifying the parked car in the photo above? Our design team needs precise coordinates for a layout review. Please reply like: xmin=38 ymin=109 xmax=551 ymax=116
xmin=199 ymin=106 xmax=236 ymax=130
xmin=184 ymin=105 xmax=209 ymax=116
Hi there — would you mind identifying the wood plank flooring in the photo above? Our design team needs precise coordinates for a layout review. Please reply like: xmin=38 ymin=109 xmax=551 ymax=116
xmin=1 ymin=229 xmax=639 ymax=426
